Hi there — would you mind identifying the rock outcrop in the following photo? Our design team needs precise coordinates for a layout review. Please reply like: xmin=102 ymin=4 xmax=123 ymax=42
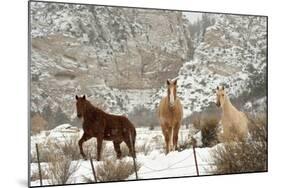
xmin=30 ymin=2 xmax=193 ymax=127
xmin=30 ymin=2 xmax=267 ymax=128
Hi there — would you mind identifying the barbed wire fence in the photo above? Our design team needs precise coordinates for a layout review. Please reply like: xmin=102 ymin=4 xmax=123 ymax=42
xmin=33 ymin=131 xmax=218 ymax=186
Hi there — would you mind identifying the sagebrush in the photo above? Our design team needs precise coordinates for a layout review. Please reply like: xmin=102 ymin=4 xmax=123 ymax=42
xmin=47 ymin=154 xmax=80 ymax=185
xmin=95 ymin=159 xmax=140 ymax=182
xmin=210 ymin=113 xmax=267 ymax=174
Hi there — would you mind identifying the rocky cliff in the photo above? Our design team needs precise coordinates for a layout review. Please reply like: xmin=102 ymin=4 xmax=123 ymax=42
xmin=30 ymin=2 xmax=195 ymax=127
xmin=30 ymin=2 xmax=267 ymax=129
xmin=149 ymin=14 xmax=267 ymax=116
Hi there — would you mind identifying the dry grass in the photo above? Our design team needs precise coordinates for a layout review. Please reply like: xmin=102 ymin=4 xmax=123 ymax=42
xmin=135 ymin=141 xmax=152 ymax=155
xmin=200 ymin=113 xmax=220 ymax=147
xmin=31 ymin=143 xmax=52 ymax=163
xmin=31 ymin=137 xmax=81 ymax=163
xmin=82 ymin=139 xmax=98 ymax=159
xmin=248 ymin=113 xmax=267 ymax=141
xmin=47 ymin=154 xmax=80 ymax=185
xmin=189 ymin=112 xmax=220 ymax=147
xmin=31 ymin=140 xmax=80 ymax=185
xmin=31 ymin=135 xmax=105 ymax=163
xmin=120 ymin=143 xmax=131 ymax=157
xmin=210 ymin=113 xmax=267 ymax=174
xmin=51 ymin=136 xmax=81 ymax=160
xmin=217 ymin=125 xmax=246 ymax=143
xmin=95 ymin=159 xmax=140 ymax=182
xmin=30 ymin=169 xmax=49 ymax=182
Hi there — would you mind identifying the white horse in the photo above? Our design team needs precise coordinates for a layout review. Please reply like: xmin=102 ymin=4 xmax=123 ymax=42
xmin=216 ymin=86 xmax=248 ymax=141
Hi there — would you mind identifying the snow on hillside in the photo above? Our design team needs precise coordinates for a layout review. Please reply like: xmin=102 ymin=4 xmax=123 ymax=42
xmin=85 ymin=14 xmax=267 ymax=118
xmin=30 ymin=3 xmax=267 ymax=125
xmin=148 ymin=14 xmax=267 ymax=116
xmin=149 ymin=60 xmax=247 ymax=117
xmin=149 ymin=58 xmax=249 ymax=117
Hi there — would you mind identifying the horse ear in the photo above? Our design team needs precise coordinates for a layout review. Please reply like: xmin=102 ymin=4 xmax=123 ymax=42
xmin=216 ymin=86 xmax=219 ymax=90
xmin=222 ymin=86 xmax=224 ymax=90
xmin=75 ymin=95 xmax=78 ymax=100
xmin=167 ymin=80 xmax=170 ymax=85
xmin=174 ymin=79 xmax=177 ymax=85
xmin=82 ymin=95 xmax=86 ymax=100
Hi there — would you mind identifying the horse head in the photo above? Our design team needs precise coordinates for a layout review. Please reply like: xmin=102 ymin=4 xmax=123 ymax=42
xmin=75 ymin=95 xmax=86 ymax=118
xmin=167 ymin=79 xmax=177 ymax=107
xmin=216 ymin=86 xmax=226 ymax=108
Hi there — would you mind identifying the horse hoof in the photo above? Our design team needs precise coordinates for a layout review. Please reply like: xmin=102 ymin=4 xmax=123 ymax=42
xmin=130 ymin=155 xmax=136 ymax=159
xmin=81 ymin=154 xmax=87 ymax=160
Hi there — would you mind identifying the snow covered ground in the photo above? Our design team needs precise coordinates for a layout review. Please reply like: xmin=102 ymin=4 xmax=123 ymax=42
xmin=30 ymin=124 xmax=217 ymax=186
xmin=129 ymin=146 xmax=214 ymax=180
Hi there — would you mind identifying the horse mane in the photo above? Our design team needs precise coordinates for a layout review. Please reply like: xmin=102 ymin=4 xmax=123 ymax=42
xmin=83 ymin=99 xmax=105 ymax=119
xmin=161 ymin=96 xmax=180 ymax=111
xmin=222 ymin=95 xmax=236 ymax=114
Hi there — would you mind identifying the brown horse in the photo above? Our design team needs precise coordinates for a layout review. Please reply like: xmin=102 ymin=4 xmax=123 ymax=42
xmin=75 ymin=95 xmax=136 ymax=161
xmin=158 ymin=79 xmax=183 ymax=154
xmin=216 ymin=86 xmax=248 ymax=141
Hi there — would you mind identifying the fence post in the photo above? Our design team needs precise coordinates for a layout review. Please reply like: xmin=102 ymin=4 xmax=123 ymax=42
xmin=129 ymin=132 xmax=138 ymax=180
xmin=89 ymin=157 xmax=97 ymax=182
xmin=192 ymin=138 xmax=199 ymax=176
xmin=35 ymin=143 xmax=43 ymax=186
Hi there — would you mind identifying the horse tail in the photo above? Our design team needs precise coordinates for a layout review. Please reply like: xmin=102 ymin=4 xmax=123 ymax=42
xmin=127 ymin=119 xmax=137 ymax=157
xmin=128 ymin=122 xmax=136 ymax=146
xmin=132 ymin=127 xmax=136 ymax=148
xmin=122 ymin=117 xmax=137 ymax=150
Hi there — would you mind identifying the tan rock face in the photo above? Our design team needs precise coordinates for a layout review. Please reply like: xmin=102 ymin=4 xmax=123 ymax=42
xmin=30 ymin=3 xmax=193 ymax=124
xmin=31 ymin=5 xmax=193 ymax=90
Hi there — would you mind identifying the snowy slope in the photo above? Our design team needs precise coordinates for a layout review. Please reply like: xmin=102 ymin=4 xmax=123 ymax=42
xmin=129 ymin=147 xmax=214 ymax=179
xmin=30 ymin=125 xmax=214 ymax=186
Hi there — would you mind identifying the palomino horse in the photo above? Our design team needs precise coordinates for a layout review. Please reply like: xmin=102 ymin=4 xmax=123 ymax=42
xmin=75 ymin=95 xmax=136 ymax=161
xmin=216 ymin=86 xmax=248 ymax=141
xmin=158 ymin=79 xmax=183 ymax=154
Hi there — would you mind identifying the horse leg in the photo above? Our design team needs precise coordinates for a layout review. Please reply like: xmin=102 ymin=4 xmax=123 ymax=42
xmin=161 ymin=125 xmax=169 ymax=154
xmin=168 ymin=126 xmax=173 ymax=152
xmin=169 ymin=127 xmax=174 ymax=151
xmin=173 ymin=124 xmax=180 ymax=151
xmin=113 ymin=141 xmax=122 ymax=159
xmin=96 ymin=135 xmax=103 ymax=161
xmin=78 ymin=133 xmax=91 ymax=160
xmin=124 ymin=136 xmax=135 ymax=158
